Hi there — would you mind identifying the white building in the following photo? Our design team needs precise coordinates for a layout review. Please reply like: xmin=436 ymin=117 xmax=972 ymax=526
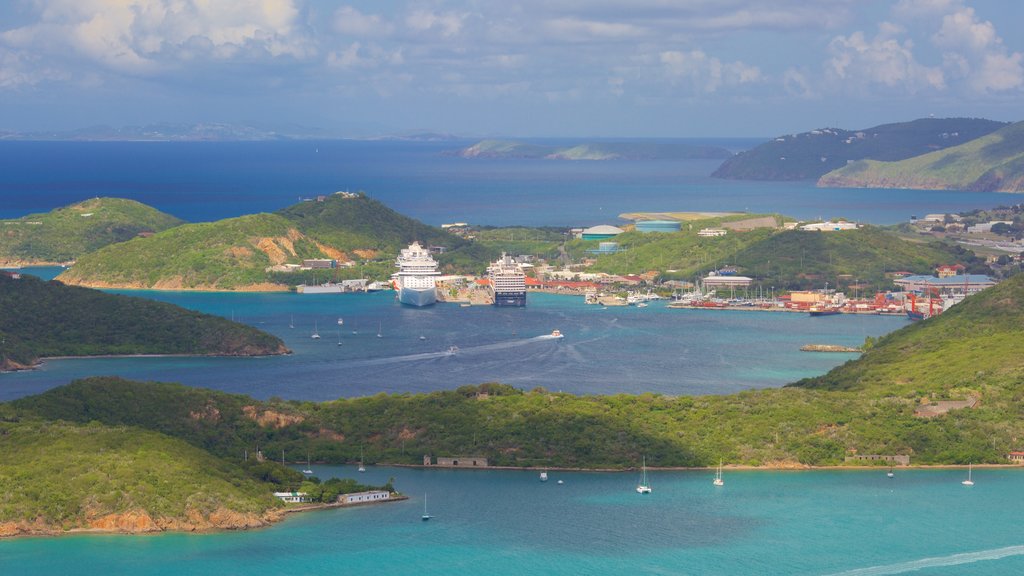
xmin=800 ymin=221 xmax=859 ymax=231
xmin=340 ymin=491 xmax=392 ymax=505
xmin=698 ymin=228 xmax=728 ymax=237
xmin=273 ymin=492 xmax=311 ymax=503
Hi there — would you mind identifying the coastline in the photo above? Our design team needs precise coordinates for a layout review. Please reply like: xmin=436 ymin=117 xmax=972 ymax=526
xmin=0 ymin=494 xmax=408 ymax=540
xmin=1 ymin=350 xmax=291 ymax=374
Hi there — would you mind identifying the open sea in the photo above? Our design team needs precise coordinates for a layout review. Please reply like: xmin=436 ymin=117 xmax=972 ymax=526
xmin=1 ymin=140 xmax=1021 ymax=573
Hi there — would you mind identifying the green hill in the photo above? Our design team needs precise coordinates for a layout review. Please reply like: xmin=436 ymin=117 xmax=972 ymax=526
xmin=454 ymin=139 xmax=732 ymax=160
xmin=276 ymin=192 xmax=465 ymax=256
xmin=0 ymin=419 xmax=283 ymax=536
xmin=713 ymin=118 xmax=1006 ymax=181
xmin=575 ymin=217 xmax=985 ymax=292
xmin=56 ymin=212 xmax=331 ymax=290
xmin=56 ymin=193 xmax=474 ymax=290
xmin=725 ymin=226 xmax=988 ymax=291
xmin=818 ymin=120 xmax=1024 ymax=192
xmin=0 ymin=273 xmax=287 ymax=370
xmin=0 ymin=197 xmax=184 ymax=266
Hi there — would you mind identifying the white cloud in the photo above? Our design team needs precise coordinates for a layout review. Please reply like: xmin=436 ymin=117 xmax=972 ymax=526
xmin=405 ymin=9 xmax=467 ymax=38
xmin=826 ymin=25 xmax=945 ymax=93
xmin=659 ymin=50 xmax=762 ymax=93
xmin=933 ymin=7 xmax=997 ymax=52
xmin=0 ymin=0 xmax=313 ymax=77
xmin=972 ymin=52 xmax=1024 ymax=92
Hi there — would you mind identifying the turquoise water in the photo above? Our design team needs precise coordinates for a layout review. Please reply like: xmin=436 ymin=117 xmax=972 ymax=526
xmin=0 ymin=287 xmax=905 ymax=401
xmin=3 ymin=465 xmax=1023 ymax=575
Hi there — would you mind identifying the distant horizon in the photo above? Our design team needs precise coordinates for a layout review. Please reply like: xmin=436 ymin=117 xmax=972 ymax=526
xmin=0 ymin=115 xmax=1015 ymax=143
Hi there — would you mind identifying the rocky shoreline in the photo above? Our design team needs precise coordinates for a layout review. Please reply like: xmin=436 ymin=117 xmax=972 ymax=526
xmin=0 ymin=508 xmax=284 ymax=539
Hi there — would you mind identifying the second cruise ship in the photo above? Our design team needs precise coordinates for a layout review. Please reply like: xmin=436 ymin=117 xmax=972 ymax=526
xmin=488 ymin=252 xmax=527 ymax=307
xmin=392 ymin=242 xmax=439 ymax=307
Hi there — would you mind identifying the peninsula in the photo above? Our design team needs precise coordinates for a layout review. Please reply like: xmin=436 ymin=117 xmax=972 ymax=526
xmin=818 ymin=120 xmax=1024 ymax=193
xmin=712 ymin=117 xmax=1006 ymax=181
xmin=0 ymin=273 xmax=288 ymax=371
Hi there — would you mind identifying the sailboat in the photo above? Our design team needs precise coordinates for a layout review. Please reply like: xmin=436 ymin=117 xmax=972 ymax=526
xmin=311 ymin=321 xmax=320 ymax=339
xmin=962 ymin=463 xmax=974 ymax=486
xmin=377 ymin=321 xmax=383 ymax=338
xmin=636 ymin=456 xmax=652 ymax=494
xmin=887 ymin=465 xmax=894 ymax=478
xmin=421 ymin=494 xmax=432 ymax=521
xmin=303 ymin=453 xmax=313 ymax=475
xmin=337 ymin=329 xmax=343 ymax=346
xmin=358 ymin=447 xmax=366 ymax=473
xmin=289 ymin=315 xmax=294 ymax=329
xmin=713 ymin=460 xmax=724 ymax=486
xmin=352 ymin=319 xmax=358 ymax=335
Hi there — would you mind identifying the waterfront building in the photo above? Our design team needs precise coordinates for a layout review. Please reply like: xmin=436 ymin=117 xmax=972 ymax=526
xmin=302 ymin=259 xmax=336 ymax=269
xmin=339 ymin=491 xmax=392 ymax=505
xmin=894 ymin=274 xmax=996 ymax=295
xmin=702 ymin=273 xmax=752 ymax=289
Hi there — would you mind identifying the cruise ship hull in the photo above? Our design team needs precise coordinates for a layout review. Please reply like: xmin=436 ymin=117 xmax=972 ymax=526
xmin=493 ymin=291 xmax=527 ymax=307
xmin=399 ymin=287 xmax=437 ymax=307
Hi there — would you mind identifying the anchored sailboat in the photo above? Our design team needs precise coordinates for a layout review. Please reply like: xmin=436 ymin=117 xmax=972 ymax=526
xmin=636 ymin=457 xmax=652 ymax=494
xmin=713 ymin=460 xmax=724 ymax=486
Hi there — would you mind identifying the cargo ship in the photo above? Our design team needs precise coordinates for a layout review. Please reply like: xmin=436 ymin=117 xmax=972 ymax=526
xmin=392 ymin=242 xmax=439 ymax=307
xmin=487 ymin=252 xmax=527 ymax=307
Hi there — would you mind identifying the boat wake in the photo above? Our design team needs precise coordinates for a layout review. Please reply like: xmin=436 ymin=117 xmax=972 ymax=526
xmin=824 ymin=545 xmax=1024 ymax=576
xmin=340 ymin=334 xmax=561 ymax=368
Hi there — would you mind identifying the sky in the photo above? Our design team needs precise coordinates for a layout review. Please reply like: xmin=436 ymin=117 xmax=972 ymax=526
xmin=1 ymin=0 xmax=1023 ymax=137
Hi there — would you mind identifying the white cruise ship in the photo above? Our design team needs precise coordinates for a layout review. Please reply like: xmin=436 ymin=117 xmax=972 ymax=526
xmin=487 ymin=252 xmax=527 ymax=307
xmin=392 ymin=242 xmax=440 ymax=307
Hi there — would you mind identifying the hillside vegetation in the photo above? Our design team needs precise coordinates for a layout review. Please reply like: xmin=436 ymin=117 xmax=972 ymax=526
xmin=575 ymin=217 xmax=984 ymax=291
xmin=819 ymin=120 xmax=1024 ymax=192
xmin=17 ymin=272 xmax=1024 ymax=470
xmin=454 ymin=139 xmax=732 ymax=160
xmin=0 ymin=419 xmax=282 ymax=535
xmin=56 ymin=213 xmax=330 ymax=290
xmin=0 ymin=197 xmax=184 ymax=265
xmin=0 ymin=273 xmax=287 ymax=370
xmin=55 ymin=193 xmax=476 ymax=290
xmin=713 ymin=118 xmax=1006 ymax=181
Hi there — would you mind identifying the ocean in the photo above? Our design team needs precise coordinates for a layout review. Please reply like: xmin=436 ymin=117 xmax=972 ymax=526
xmin=0 ymin=140 xmax=1014 ymax=227
xmin=2 ymin=465 xmax=1023 ymax=575
xmin=0 ymin=279 xmax=905 ymax=402
xmin=1 ymin=140 xmax=1020 ymax=573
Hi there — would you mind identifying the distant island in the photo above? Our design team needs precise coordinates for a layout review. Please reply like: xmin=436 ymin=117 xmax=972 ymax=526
xmin=0 ymin=273 xmax=288 ymax=371
xmin=0 ymin=197 xmax=184 ymax=267
xmin=712 ymin=118 xmax=1007 ymax=181
xmin=819 ymin=120 xmax=1024 ymax=193
xmin=452 ymin=139 xmax=733 ymax=160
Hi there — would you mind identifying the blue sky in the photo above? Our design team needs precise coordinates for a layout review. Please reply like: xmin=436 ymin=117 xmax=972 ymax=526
xmin=1 ymin=0 xmax=1022 ymax=137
